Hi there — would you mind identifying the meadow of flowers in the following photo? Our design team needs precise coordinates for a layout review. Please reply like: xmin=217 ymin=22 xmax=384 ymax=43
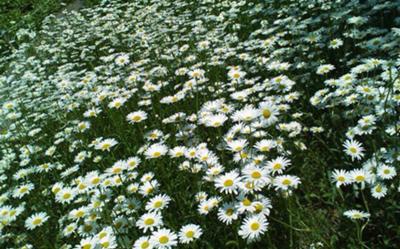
xmin=0 ymin=0 xmax=399 ymax=248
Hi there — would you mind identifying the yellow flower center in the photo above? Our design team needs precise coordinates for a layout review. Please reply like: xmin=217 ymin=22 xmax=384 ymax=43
xmin=132 ymin=116 xmax=141 ymax=122
xmin=141 ymin=241 xmax=150 ymax=249
xmin=213 ymin=121 xmax=221 ymax=127
xmin=82 ymin=244 xmax=92 ymax=249
xmin=245 ymin=181 xmax=254 ymax=189
xmin=223 ymin=179 xmax=234 ymax=187
xmin=153 ymin=152 xmax=161 ymax=157
xmin=159 ymin=236 xmax=169 ymax=244
xmin=185 ymin=230 xmax=195 ymax=238
xmin=226 ymin=208 xmax=234 ymax=216
xmin=146 ymin=187 xmax=154 ymax=194
xmin=255 ymin=203 xmax=263 ymax=213
xmin=101 ymin=242 xmax=110 ymax=248
xmin=349 ymin=147 xmax=357 ymax=154
xmin=250 ymin=222 xmax=260 ymax=231
xmin=154 ymin=201 xmax=163 ymax=208
xmin=99 ymin=232 xmax=107 ymax=239
xmin=242 ymin=198 xmax=251 ymax=206
xmin=101 ymin=143 xmax=111 ymax=150
xmin=262 ymin=109 xmax=271 ymax=119
xmin=144 ymin=218 xmax=154 ymax=225
xmin=234 ymin=146 xmax=243 ymax=151
xmin=76 ymin=210 xmax=85 ymax=218
xmin=32 ymin=218 xmax=42 ymax=225
xmin=337 ymin=176 xmax=345 ymax=182
xmin=355 ymin=175 xmax=365 ymax=182
xmin=282 ymin=179 xmax=292 ymax=185
xmin=20 ymin=187 xmax=28 ymax=193
xmin=273 ymin=163 xmax=282 ymax=170
xmin=63 ymin=193 xmax=71 ymax=199
xmin=113 ymin=167 xmax=122 ymax=174
xmin=251 ymin=171 xmax=261 ymax=179
xmin=91 ymin=178 xmax=100 ymax=184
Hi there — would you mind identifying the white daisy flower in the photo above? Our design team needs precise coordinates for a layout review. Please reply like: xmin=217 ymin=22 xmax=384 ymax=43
xmin=136 ymin=212 xmax=163 ymax=232
xmin=144 ymin=144 xmax=168 ymax=159
xmin=179 ymin=224 xmax=203 ymax=244
xmin=127 ymin=111 xmax=148 ymax=124
xmin=108 ymin=97 xmax=127 ymax=109
xmin=133 ymin=236 xmax=154 ymax=249
xmin=343 ymin=210 xmax=370 ymax=220
xmin=215 ymin=171 xmax=241 ymax=194
xmin=238 ymin=215 xmax=268 ymax=242
xmin=266 ymin=156 xmax=291 ymax=174
xmin=145 ymin=194 xmax=171 ymax=212
xmin=95 ymin=138 xmax=118 ymax=152
xmin=371 ymin=183 xmax=387 ymax=199
xmin=217 ymin=202 xmax=238 ymax=224
xmin=273 ymin=175 xmax=301 ymax=191
xmin=150 ymin=228 xmax=178 ymax=249
xmin=343 ymin=139 xmax=365 ymax=161
xmin=25 ymin=212 xmax=49 ymax=230
xmin=115 ymin=54 xmax=130 ymax=66
xmin=377 ymin=165 xmax=396 ymax=179
xmin=316 ymin=64 xmax=335 ymax=75
xmin=331 ymin=169 xmax=351 ymax=187
xmin=254 ymin=139 xmax=276 ymax=152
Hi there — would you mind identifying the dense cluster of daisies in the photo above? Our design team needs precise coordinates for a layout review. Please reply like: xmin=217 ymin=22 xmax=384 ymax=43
xmin=0 ymin=0 xmax=399 ymax=248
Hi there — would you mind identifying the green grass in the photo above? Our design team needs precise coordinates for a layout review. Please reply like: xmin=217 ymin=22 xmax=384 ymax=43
xmin=0 ymin=0 xmax=100 ymax=57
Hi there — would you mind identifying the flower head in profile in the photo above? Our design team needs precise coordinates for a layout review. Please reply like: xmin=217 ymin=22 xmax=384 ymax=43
xmin=231 ymin=106 xmax=259 ymax=122
xmin=316 ymin=64 xmax=335 ymax=75
xmin=95 ymin=138 xmax=118 ymax=152
xmin=273 ymin=175 xmax=301 ymax=191
xmin=144 ymin=144 xmax=168 ymax=159
xmin=108 ymin=97 xmax=127 ymax=109
xmin=343 ymin=210 xmax=370 ymax=220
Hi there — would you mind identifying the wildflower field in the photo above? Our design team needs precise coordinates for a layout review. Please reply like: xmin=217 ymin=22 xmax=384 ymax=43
xmin=0 ymin=0 xmax=399 ymax=248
